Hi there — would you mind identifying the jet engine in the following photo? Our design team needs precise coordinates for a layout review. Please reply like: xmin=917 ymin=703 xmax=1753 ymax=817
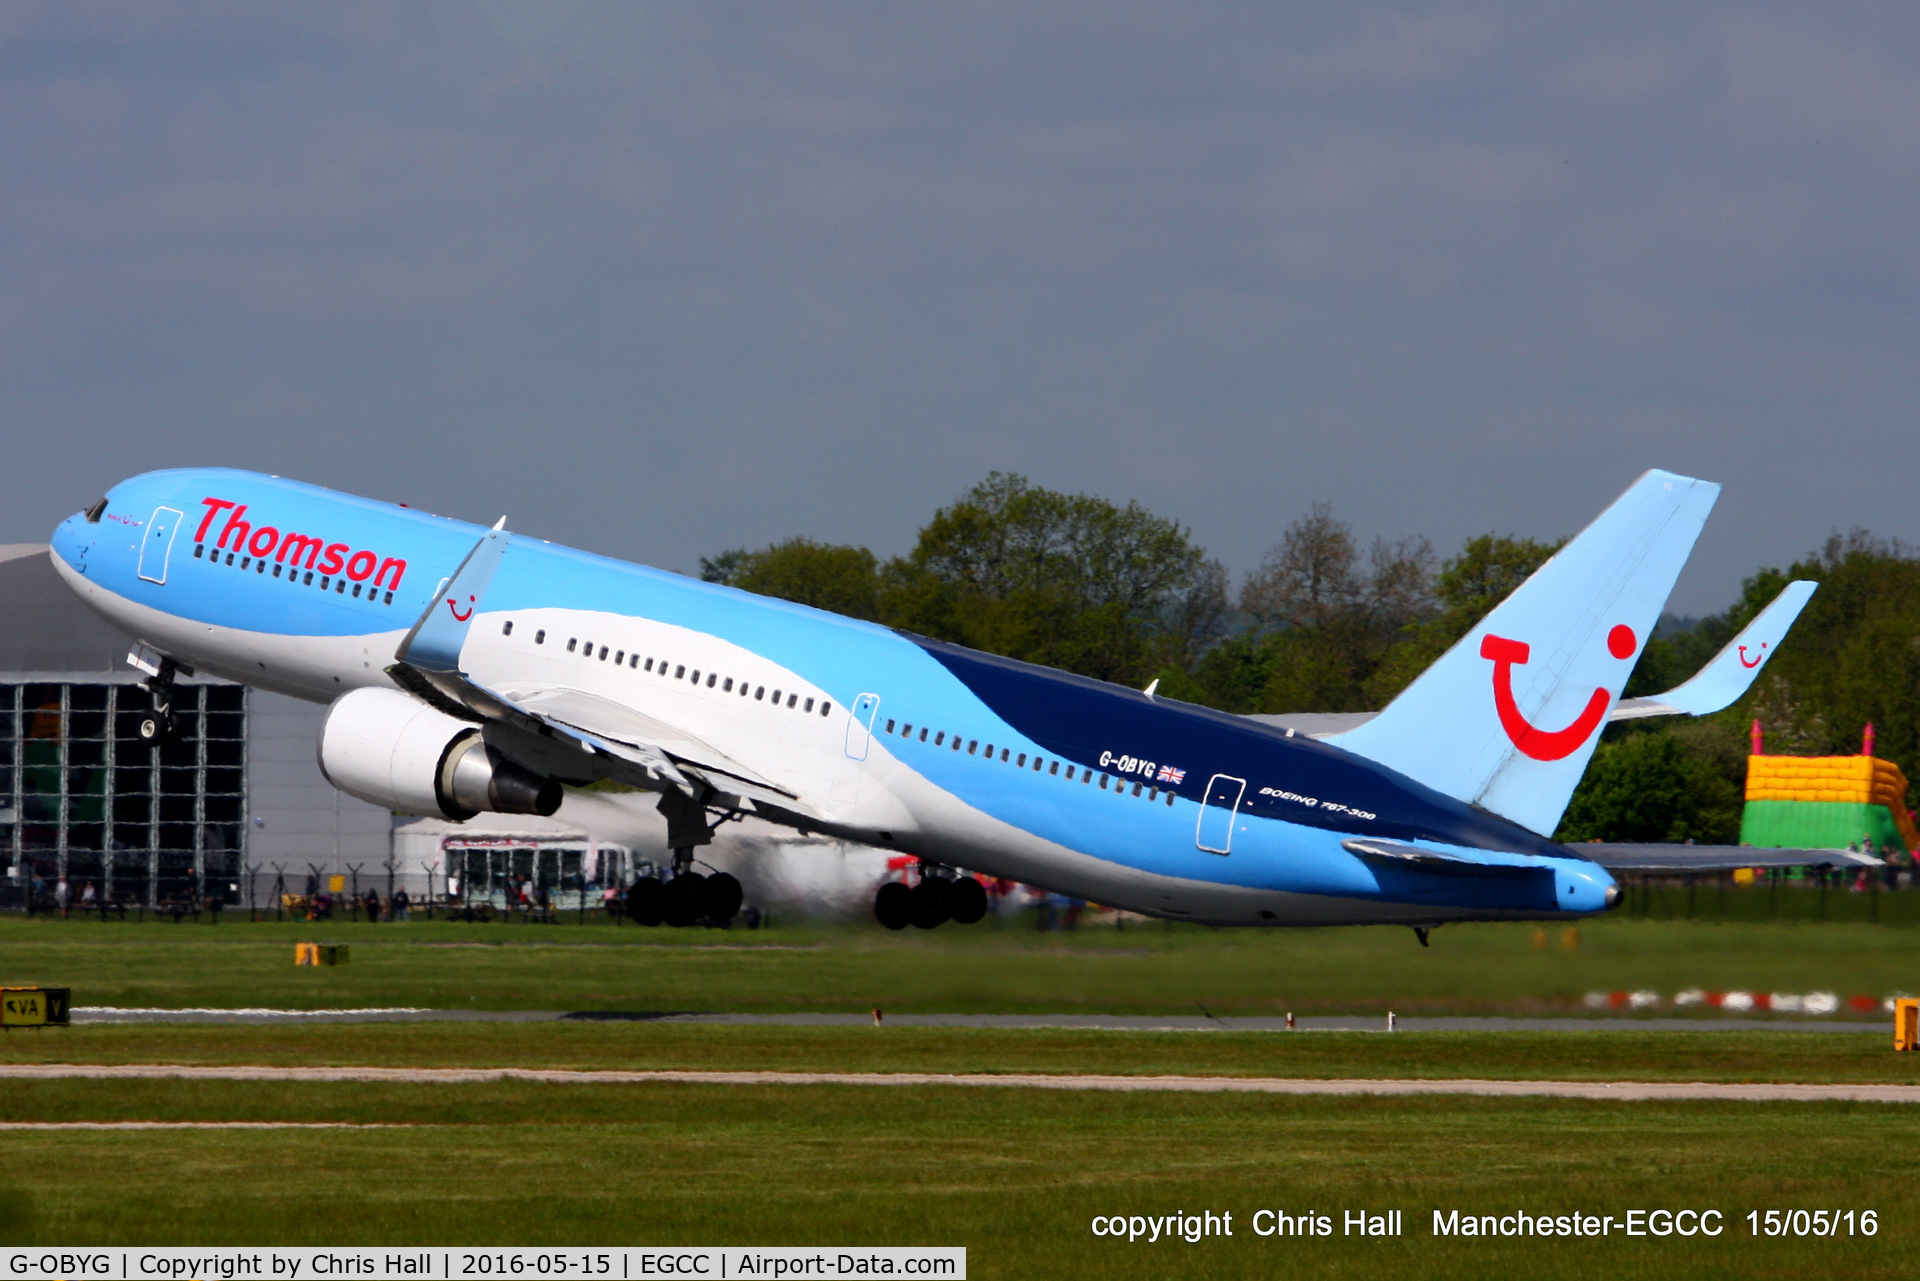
xmin=318 ymin=686 xmax=562 ymax=821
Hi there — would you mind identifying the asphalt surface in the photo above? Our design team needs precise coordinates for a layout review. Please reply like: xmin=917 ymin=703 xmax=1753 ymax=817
xmin=2 ymin=1063 xmax=1914 ymax=1102
xmin=70 ymin=1007 xmax=1887 ymax=1032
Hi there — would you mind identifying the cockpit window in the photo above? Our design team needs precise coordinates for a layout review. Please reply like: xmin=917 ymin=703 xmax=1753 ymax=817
xmin=84 ymin=497 xmax=107 ymax=523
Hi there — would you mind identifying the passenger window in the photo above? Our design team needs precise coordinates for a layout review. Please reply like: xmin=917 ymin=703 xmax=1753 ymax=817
xmin=821 ymin=701 xmax=831 ymax=716
xmin=567 ymin=639 xmax=578 ymax=652
xmin=919 ymin=728 xmax=929 ymax=742
xmin=272 ymin=562 xmax=282 ymax=577
xmin=1063 ymin=766 xmax=1074 ymax=781
xmin=788 ymin=694 xmax=799 ymax=708
xmin=241 ymin=557 xmax=251 ymax=570
xmin=1166 ymin=791 xmax=1175 ymax=807
xmin=535 ymin=630 xmax=546 ymax=644
xmin=631 ymin=654 xmax=640 ymax=668
xmin=934 ymin=732 xmax=944 ymax=746
xmin=968 ymin=741 xmax=977 ymax=756
xmin=384 ymin=591 xmax=393 ymax=604
xmin=503 ymin=622 xmax=514 ymax=636
xmin=1148 ymin=788 xmax=1157 ymax=802
xmin=1001 ymin=748 xmax=1010 ymax=762
xmin=1083 ymin=770 xmax=1092 ymax=784
xmin=886 ymin=720 xmax=896 ymax=734
xmin=1050 ymin=761 xmax=1059 ymax=775
xmin=226 ymin=553 xmax=236 ymax=566
xmin=723 ymin=678 xmax=733 ymax=692
xmin=614 ymin=650 xmax=623 ymax=664
xmin=755 ymin=686 xmax=764 ymax=700
xmin=771 ymin=689 xmax=782 ymax=703
xmin=676 ymin=666 xmax=686 ymax=679
xmin=707 ymin=673 xmax=717 ymax=687
xmin=1099 ymin=774 xmax=1108 ymax=790
xmin=951 ymin=736 xmax=961 ymax=751
xmin=804 ymin=697 xmax=814 ymax=712
xmin=352 ymin=583 xmax=362 ymax=597
xmin=1131 ymin=782 xmax=1142 ymax=797
xmin=303 ymin=572 xmax=313 ymax=585
xmin=194 ymin=545 xmax=204 ymax=559
xmin=601 ymin=646 xmax=610 ymax=660
xmin=983 ymin=743 xmax=993 ymax=757
xmin=336 ymin=580 xmax=345 ymax=593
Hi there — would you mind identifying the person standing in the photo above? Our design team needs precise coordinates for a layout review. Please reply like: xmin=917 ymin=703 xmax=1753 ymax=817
xmin=363 ymin=885 xmax=382 ymax=923
xmin=55 ymin=876 xmax=70 ymax=918
xmin=392 ymin=887 xmax=410 ymax=921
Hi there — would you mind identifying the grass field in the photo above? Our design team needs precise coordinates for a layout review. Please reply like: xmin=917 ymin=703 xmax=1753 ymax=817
xmin=2 ymin=908 xmax=1916 ymax=1016
xmin=5 ymin=911 xmax=1920 ymax=1277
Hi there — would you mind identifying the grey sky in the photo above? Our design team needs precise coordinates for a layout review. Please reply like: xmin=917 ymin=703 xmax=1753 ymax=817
xmin=3 ymin=2 xmax=1914 ymax=613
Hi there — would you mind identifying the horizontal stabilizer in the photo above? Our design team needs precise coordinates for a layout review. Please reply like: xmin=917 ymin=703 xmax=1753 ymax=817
xmin=1578 ymin=844 xmax=1879 ymax=873
xmin=1611 ymin=580 xmax=1817 ymax=721
xmin=1341 ymin=838 xmax=1548 ymax=879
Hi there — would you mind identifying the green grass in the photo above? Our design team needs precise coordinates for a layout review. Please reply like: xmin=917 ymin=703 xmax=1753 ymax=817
xmin=2 ymin=1022 xmax=1917 ymax=1084
xmin=4 ymin=910 xmax=1916 ymax=1016
xmin=6 ymin=910 xmax=1919 ymax=1277
xmin=0 ymin=1078 xmax=1914 ymax=1278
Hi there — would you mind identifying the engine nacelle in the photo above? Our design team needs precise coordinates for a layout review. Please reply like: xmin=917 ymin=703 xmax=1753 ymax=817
xmin=318 ymin=687 xmax=562 ymax=821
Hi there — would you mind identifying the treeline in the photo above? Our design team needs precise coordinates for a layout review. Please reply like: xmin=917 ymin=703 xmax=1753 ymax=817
xmin=703 ymin=475 xmax=1920 ymax=843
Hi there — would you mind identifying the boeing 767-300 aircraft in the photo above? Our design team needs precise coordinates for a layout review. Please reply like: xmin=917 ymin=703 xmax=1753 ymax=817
xmin=49 ymin=468 xmax=1860 ymax=937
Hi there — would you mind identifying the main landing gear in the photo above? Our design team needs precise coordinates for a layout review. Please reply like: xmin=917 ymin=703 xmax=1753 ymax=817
xmin=622 ymin=787 xmax=746 ymax=927
xmin=874 ymin=873 xmax=988 ymax=931
xmin=623 ymin=869 xmax=744 ymax=928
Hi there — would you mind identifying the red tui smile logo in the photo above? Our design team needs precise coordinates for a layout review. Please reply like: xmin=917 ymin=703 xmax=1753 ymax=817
xmin=1481 ymin=624 xmax=1636 ymax=762
xmin=446 ymin=594 xmax=474 ymax=622
xmin=1738 ymin=642 xmax=1767 ymax=669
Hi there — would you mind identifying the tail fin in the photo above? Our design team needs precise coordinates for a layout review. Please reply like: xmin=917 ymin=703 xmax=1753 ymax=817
xmin=1326 ymin=470 xmax=1719 ymax=836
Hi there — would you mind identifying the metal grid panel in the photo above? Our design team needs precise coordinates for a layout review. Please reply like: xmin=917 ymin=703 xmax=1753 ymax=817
xmin=2 ymin=682 xmax=246 ymax=909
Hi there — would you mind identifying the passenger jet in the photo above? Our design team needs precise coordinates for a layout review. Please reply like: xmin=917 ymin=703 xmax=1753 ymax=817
xmin=49 ymin=468 xmax=1856 ymax=937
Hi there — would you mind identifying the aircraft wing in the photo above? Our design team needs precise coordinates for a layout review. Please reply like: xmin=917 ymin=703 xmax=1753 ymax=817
xmin=387 ymin=524 xmax=809 ymax=817
xmin=1610 ymin=580 xmax=1816 ymax=720
xmin=1575 ymin=844 xmax=1879 ymax=873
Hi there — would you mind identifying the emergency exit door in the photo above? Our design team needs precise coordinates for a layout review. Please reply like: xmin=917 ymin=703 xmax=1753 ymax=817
xmin=137 ymin=506 xmax=184 ymax=584
xmin=1195 ymin=773 xmax=1246 ymax=854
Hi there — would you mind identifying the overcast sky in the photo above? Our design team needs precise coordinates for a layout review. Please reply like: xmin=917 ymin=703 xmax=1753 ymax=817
xmin=3 ymin=2 xmax=1915 ymax=612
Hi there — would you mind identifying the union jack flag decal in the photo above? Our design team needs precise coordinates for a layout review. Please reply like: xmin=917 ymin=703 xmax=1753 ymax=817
xmin=1156 ymin=765 xmax=1186 ymax=785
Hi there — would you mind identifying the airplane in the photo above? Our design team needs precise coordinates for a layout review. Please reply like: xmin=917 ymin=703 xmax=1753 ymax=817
xmin=48 ymin=467 xmax=1868 ymax=940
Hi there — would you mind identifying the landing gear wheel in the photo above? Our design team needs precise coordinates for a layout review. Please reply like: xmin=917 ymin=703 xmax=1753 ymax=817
xmin=664 ymin=873 xmax=706 ymax=927
xmin=946 ymin=876 xmax=988 ymax=925
xmin=136 ymin=711 xmax=175 ymax=747
xmin=874 ymin=881 xmax=912 ymax=931
xmin=909 ymin=878 xmax=949 ymax=930
xmin=624 ymin=877 xmax=663 ymax=926
xmin=699 ymin=872 xmax=743 ymax=924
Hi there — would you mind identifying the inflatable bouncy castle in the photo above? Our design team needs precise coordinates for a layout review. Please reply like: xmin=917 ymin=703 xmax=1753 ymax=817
xmin=1741 ymin=722 xmax=1918 ymax=857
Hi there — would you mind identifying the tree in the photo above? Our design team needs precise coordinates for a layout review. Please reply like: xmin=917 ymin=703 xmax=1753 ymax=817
xmin=880 ymin=473 xmax=1226 ymax=685
xmin=703 ymin=538 xmax=882 ymax=620
xmin=1556 ymin=720 xmax=1745 ymax=844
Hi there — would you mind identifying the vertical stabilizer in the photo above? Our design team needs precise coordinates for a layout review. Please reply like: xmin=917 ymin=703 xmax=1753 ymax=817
xmin=1326 ymin=470 xmax=1719 ymax=836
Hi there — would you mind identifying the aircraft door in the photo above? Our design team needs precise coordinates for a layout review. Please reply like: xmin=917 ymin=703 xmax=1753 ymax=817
xmin=1195 ymin=773 xmax=1246 ymax=855
xmin=844 ymin=692 xmax=881 ymax=761
xmin=137 ymin=506 xmax=184 ymax=585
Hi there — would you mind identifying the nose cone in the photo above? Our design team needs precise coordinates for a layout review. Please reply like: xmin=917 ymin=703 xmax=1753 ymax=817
xmin=50 ymin=510 xmax=93 ymax=572
xmin=1604 ymin=881 xmax=1621 ymax=909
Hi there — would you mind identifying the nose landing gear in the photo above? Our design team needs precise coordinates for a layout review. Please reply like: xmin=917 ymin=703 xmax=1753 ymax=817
xmin=134 ymin=654 xmax=188 ymax=747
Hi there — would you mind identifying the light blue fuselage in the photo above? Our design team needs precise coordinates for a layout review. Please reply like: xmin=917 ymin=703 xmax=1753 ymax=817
xmin=51 ymin=468 xmax=1617 ymax=926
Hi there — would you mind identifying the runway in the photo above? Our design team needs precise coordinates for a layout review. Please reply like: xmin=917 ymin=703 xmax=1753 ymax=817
xmin=4 ymin=1063 xmax=1915 ymax=1103
xmin=71 ymin=1006 xmax=1886 ymax=1032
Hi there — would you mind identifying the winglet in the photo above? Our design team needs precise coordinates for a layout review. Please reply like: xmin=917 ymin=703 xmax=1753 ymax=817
xmin=1611 ymin=580 xmax=1816 ymax=720
xmin=395 ymin=524 xmax=511 ymax=673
